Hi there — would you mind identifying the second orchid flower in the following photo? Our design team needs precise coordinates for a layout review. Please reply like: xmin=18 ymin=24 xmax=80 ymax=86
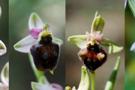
xmin=14 ymin=13 xmax=63 ymax=72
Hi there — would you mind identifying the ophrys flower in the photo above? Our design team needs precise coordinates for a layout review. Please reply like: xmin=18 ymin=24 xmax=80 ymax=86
xmin=68 ymin=12 xmax=123 ymax=71
xmin=14 ymin=13 xmax=63 ymax=71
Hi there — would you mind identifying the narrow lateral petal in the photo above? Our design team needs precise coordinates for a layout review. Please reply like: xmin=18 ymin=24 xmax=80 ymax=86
xmin=67 ymin=35 xmax=87 ymax=49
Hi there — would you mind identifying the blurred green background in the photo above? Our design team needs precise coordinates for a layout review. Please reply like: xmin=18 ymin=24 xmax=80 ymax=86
xmin=125 ymin=2 xmax=135 ymax=90
xmin=0 ymin=0 xmax=8 ymax=81
xmin=9 ymin=0 xmax=65 ymax=90
xmin=66 ymin=0 xmax=124 ymax=90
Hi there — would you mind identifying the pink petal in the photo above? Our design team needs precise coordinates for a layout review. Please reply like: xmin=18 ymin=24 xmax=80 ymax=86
xmin=30 ymin=28 xmax=42 ymax=39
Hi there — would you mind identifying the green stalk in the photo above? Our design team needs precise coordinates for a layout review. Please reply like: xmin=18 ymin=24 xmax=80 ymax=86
xmin=28 ymin=53 xmax=47 ymax=84
xmin=90 ymin=71 xmax=95 ymax=90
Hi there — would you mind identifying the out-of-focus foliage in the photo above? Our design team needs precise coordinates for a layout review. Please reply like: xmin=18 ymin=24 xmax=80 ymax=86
xmin=128 ymin=0 xmax=135 ymax=17
xmin=105 ymin=56 xmax=120 ymax=90
xmin=125 ymin=1 xmax=135 ymax=90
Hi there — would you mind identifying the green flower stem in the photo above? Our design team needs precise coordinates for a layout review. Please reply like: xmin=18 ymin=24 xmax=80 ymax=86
xmin=28 ymin=53 xmax=47 ymax=84
xmin=90 ymin=71 xmax=95 ymax=90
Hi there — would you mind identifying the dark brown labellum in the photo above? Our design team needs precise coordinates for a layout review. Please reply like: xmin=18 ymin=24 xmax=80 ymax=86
xmin=30 ymin=35 xmax=59 ymax=71
xmin=78 ymin=42 xmax=107 ymax=71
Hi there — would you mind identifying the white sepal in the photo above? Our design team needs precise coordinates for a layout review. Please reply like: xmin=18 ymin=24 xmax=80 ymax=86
xmin=14 ymin=35 xmax=38 ymax=53
xmin=29 ymin=12 xmax=44 ymax=30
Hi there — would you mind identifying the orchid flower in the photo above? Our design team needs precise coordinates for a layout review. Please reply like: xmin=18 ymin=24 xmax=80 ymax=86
xmin=14 ymin=13 xmax=63 ymax=71
xmin=67 ymin=12 xmax=122 ymax=90
xmin=68 ymin=12 xmax=123 ymax=71
xmin=0 ymin=62 xmax=9 ymax=90
xmin=0 ymin=40 xmax=7 ymax=56
xmin=31 ymin=81 xmax=63 ymax=90
xmin=14 ymin=12 xmax=63 ymax=53
xmin=68 ymin=12 xmax=123 ymax=54
xmin=14 ymin=12 xmax=63 ymax=90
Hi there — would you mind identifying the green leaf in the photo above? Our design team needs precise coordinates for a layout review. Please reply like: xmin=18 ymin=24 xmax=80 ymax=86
xmin=67 ymin=35 xmax=87 ymax=49
xmin=128 ymin=0 xmax=135 ymax=17
xmin=104 ymin=56 xmax=121 ymax=90
xmin=91 ymin=12 xmax=105 ymax=32
xmin=101 ymin=38 xmax=123 ymax=54
xmin=78 ymin=66 xmax=91 ymax=90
